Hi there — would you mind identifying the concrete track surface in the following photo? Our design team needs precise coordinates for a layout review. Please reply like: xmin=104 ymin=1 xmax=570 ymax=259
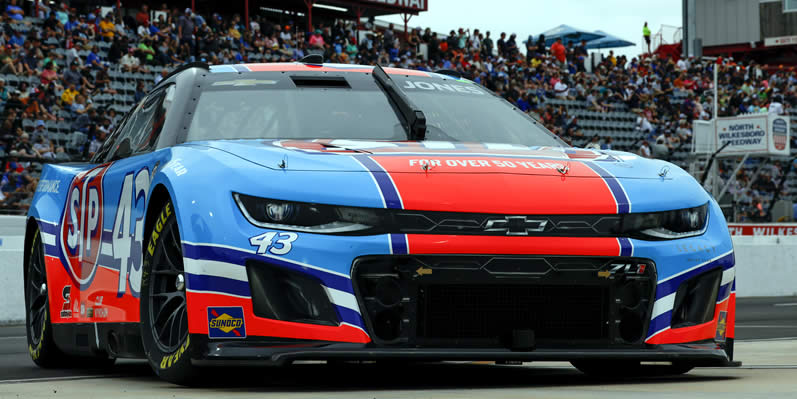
xmin=1 ymin=296 xmax=796 ymax=398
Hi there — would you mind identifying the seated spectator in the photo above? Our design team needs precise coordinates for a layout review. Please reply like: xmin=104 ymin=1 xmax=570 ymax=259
xmin=601 ymin=136 xmax=613 ymax=150
xmin=585 ymin=135 xmax=601 ymax=150
xmin=5 ymin=0 xmax=24 ymax=21
xmin=61 ymin=84 xmax=79 ymax=105
xmin=99 ymin=15 xmax=115 ymax=40
xmin=638 ymin=140 xmax=652 ymax=158
xmin=85 ymin=46 xmax=105 ymax=70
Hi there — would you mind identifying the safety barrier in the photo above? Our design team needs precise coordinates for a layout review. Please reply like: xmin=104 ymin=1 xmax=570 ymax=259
xmin=1 ymin=217 xmax=795 ymax=323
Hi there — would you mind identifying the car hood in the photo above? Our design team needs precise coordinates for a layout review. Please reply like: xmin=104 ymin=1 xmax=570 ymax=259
xmin=184 ymin=139 xmax=706 ymax=214
xmin=190 ymin=139 xmax=670 ymax=179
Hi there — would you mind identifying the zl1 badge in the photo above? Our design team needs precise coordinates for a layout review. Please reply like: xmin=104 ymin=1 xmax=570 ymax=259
xmin=207 ymin=306 xmax=246 ymax=339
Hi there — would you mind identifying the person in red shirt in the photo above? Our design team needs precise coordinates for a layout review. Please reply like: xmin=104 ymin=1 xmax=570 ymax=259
xmin=551 ymin=38 xmax=566 ymax=66
xmin=135 ymin=4 xmax=149 ymax=27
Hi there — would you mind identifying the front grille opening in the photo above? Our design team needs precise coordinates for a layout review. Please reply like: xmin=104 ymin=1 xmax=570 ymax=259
xmin=417 ymin=284 xmax=609 ymax=344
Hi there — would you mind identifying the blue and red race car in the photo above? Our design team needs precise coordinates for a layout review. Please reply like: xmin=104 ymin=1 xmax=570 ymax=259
xmin=23 ymin=61 xmax=737 ymax=384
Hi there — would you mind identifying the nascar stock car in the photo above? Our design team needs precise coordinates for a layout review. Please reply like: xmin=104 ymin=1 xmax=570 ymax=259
xmin=23 ymin=59 xmax=738 ymax=384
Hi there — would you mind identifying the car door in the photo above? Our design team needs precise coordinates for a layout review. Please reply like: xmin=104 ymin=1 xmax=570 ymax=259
xmin=66 ymin=84 xmax=175 ymax=324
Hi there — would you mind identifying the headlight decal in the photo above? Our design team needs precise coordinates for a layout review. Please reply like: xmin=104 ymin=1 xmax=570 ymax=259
xmin=235 ymin=193 xmax=709 ymax=241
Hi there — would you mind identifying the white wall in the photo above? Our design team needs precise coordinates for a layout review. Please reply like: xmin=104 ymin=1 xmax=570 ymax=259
xmin=732 ymin=235 xmax=797 ymax=297
xmin=0 ymin=215 xmax=26 ymax=324
xmin=0 ymin=215 xmax=795 ymax=323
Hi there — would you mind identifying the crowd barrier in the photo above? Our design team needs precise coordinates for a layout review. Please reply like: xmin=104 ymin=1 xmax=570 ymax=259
xmin=0 ymin=217 xmax=795 ymax=323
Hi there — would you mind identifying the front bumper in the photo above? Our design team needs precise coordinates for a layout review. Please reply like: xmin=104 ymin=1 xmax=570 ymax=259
xmin=192 ymin=338 xmax=733 ymax=367
xmin=184 ymin=201 xmax=737 ymax=363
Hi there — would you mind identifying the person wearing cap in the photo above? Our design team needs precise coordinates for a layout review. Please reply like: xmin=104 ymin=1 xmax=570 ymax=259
xmin=120 ymin=48 xmax=141 ymax=72
xmin=32 ymin=120 xmax=47 ymax=141
xmin=177 ymin=8 xmax=196 ymax=47
xmin=309 ymin=29 xmax=325 ymax=49
xmin=63 ymin=61 xmax=82 ymax=88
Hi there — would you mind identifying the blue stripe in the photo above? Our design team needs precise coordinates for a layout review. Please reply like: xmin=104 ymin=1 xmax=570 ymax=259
xmin=618 ymin=237 xmax=632 ymax=257
xmin=186 ymin=273 xmax=252 ymax=297
xmin=38 ymin=219 xmax=58 ymax=235
xmin=354 ymin=156 xmax=402 ymax=209
xmin=181 ymin=242 xmax=354 ymax=294
xmin=654 ymin=252 xmax=735 ymax=300
xmin=584 ymin=161 xmax=630 ymax=214
xmin=390 ymin=234 xmax=408 ymax=254
xmin=648 ymin=310 xmax=673 ymax=337
xmin=335 ymin=305 xmax=365 ymax=327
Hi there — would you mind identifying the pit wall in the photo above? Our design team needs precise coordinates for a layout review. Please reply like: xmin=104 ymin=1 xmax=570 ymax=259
xmin=0 ymin=217 xmax=795 ymax=323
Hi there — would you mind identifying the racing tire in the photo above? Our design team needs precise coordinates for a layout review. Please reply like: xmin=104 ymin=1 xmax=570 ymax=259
xmin=571 ymin=360 xmax=694 ymax=378
xmin=25 ymin=227 xmax=116 ymax=368
xmin=25 ymin=227 xmax=68 ymax=368
xmin=140 ymin=201 xmax=198 ymax=385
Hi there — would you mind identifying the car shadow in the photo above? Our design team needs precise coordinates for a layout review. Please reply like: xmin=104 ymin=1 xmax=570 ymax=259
xmin=142 ymin=362 xmax=739 ymax=392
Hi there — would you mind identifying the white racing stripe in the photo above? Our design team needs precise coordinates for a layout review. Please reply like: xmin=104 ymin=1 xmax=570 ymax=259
xmin=184 ymin=258 xmax=248 ymax=281
xmin=721 ymin=266 xmax=735 ymax=286
xmin=421 ymin=141 xmax=456 ymax=149
xmin=40 ymin=232 xmax=56 ymax=246
xmin=484 ymin=143 xmax=529 ymax=150
xmin=325 ymin=287 xmax=359 ymax=312
xmin=651 ymin=293 xmax=676 ymax=319
xmin=184 ymin=257 xmax=360 ymax=313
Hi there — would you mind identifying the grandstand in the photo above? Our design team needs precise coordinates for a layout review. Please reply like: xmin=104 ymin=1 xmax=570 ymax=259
xmin=1 ymin=2 xmax=796 ymax=222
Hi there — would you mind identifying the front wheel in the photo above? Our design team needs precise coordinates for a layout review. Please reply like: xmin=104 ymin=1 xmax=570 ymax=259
xmin=140 ymin=201 xmax=198 ymax=385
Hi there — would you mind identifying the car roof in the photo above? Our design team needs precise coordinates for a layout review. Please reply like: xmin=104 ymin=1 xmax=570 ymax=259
xmin=206 ymin=62 xmax=464 ymax=81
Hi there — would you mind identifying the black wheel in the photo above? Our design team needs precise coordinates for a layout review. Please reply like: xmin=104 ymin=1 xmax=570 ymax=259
xmin=25 ymin=227 xmax=66 ymax=367
xmin=25 ymin=227 xmax=115 ymax=368
xmin=140 ymin=200 xmax=198 ymax=385
xmin=572 ymin=360 xmax=694 ymax=378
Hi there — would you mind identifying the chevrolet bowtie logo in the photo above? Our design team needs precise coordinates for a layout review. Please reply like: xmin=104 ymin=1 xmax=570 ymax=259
xmin=484 ymin=216 xmax=548 ymax=235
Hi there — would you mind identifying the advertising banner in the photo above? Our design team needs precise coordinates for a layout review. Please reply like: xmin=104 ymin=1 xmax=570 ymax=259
xmin=728 ymin=224 xmax=797 ymax=236
xmin=713 ymin=114 xmax=790 ymax=156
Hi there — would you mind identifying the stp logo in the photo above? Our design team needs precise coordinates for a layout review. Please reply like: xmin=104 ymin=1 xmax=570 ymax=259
xmin=59 ymin=164 xmax=111 ymax=286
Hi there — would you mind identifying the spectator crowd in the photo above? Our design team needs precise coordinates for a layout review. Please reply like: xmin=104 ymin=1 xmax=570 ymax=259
xmin=1 ymin=1 xmax=796 ymax=220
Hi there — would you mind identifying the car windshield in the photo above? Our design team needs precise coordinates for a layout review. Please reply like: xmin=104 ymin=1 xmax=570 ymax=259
xmin=185 ymin=74 xmax=563 ymax=147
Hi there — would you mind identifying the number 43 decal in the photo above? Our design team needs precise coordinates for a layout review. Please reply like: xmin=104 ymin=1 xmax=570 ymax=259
xmin=249 ymin=232 xmax=298 ymax=255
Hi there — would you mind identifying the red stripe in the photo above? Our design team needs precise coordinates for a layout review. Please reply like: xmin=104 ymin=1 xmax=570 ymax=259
xmin=646 ymin=298 xmax=729 ymax=344
xmin=727 ymin=292 xmax=736 ymax=339
xmin=187 ymin=292 xmax=370 ymax=343
xmin=407 ymin=235 xmax=621 ymax=256
xmin=370 ymin=156 xmax=618 ymax=214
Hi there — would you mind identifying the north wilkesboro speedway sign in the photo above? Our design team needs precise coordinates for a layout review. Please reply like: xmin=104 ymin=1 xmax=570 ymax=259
xmin=713 ymin=114 xmax=791 ymax=156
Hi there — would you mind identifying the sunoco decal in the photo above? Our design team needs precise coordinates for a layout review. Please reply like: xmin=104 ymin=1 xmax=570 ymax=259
xmin=207 ymin=307 xmax=246 ymax=339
